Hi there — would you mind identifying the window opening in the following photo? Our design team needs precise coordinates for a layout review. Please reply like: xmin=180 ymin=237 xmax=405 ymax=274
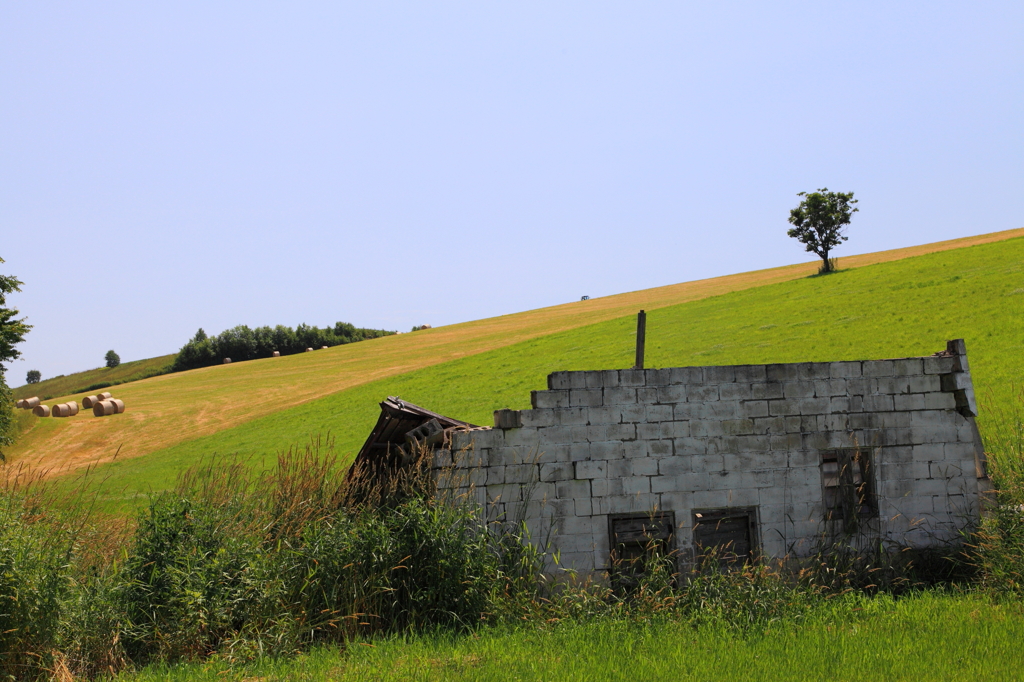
xmin=608 ymin=512 xmax=674 ymax=591
xmin=692 ymin=508 xmax=758 ymax=568
xmin=821 ymin=447 xmax=877 ymax=533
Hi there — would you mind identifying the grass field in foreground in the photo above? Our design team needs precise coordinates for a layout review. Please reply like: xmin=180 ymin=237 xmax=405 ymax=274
xmin=119 ymin=592 xmax=1024 ymax=682
xmin=9 ymin=228 xmax=1023 ymax=481
xmin=74 ymin=235 xmax=1024 ymax=511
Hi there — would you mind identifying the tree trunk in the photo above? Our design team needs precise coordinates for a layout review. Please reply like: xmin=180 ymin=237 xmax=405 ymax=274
xmin=821 ymin=249 xmax=832 ymax=273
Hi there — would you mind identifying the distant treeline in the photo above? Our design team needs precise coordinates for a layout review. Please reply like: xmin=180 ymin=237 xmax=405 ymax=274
xmin=172 ymin=322 xmax=396 ymax=371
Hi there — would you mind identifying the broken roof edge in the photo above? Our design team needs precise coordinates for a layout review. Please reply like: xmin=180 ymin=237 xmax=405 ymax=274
xmin=353 ymin=396 xmax=480 ymax=468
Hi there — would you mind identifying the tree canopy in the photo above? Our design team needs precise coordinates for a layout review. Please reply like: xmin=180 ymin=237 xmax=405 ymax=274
xmin=787 ymin=188 xmax=858 ymax=274
xmin=1 ymin=256 xmax=31 ymax=456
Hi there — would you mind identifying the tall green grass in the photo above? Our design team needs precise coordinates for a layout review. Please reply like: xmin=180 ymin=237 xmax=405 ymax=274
xmin=116 ymin=593 xmax=1024 ymax=682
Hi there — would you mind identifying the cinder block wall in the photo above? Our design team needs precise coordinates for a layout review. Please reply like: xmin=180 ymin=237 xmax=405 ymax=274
xmin=439 ymin=340 xmax=985 ymax=576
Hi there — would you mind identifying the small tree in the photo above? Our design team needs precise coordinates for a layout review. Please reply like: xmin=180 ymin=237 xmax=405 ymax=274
xmin=787 ymin=188 xmax=858 ymax=274
xmin=105 ymin=350 xmax=121 ymax=368
xmin=26 ymin=370 xmax=40 ymax=384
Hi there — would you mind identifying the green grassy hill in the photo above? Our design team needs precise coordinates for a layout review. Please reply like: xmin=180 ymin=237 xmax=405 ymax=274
xmin=12 ymin=354 xmax=176 ymax=401
xmin=76 ymin=234 xmax=1024 ymax=510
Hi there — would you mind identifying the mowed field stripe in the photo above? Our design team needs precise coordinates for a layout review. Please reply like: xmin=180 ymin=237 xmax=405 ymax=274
xmin=10 ymin=227 xmax=1023 ymax=477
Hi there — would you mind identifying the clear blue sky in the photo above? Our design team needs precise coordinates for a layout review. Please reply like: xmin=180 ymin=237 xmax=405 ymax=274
xmin=2 ymin=2 xmax=1021 ymax=384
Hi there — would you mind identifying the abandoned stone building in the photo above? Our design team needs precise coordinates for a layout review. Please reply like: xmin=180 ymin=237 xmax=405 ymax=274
xmin=355 ymin=339 xmax=987 ymax=577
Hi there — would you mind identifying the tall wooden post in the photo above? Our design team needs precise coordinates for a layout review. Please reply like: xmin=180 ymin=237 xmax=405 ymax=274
xmin=634 ymin=310 xmax=646 ymax=370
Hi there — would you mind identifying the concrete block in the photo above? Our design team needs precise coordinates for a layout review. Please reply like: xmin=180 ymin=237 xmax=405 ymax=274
xmin=570 ymin=389 xmax=603 ymax=408
xmin=892 ymin=358 xmax=924 ymax=375
xmin=575 ymin=498 xmax=595 ymax=516
xmin=587 ymin=406 xmax=619 ymax=425
xmin=623 ymin=477 xmax=651 ymax=495
xmin=673 ymin=437 xmax=707 ymax=455
xmin=540 ymin=461 xmax=574 ymax=482
xmin=637 ymin=423 xmax=661 ymax=440
xmin=607 ymin=458 xmax=632 ymax=478
xmin=619 ymin=403 xmax=646 ymax=423
xmin=923 ymin=356 xmax=956 ymax=375
xmin=766 ymin=364 xmax=799 ymax=382
xmin=863 ymin=360 xmax=895 ymax=377
xmin=584 ymin=370 xmax=613 ymax=389
xmin=589 ymin=423 xmax=636 ymax=441
xmin=752 ymin=382 xmax=785 ymax=400
xmin=648 ymin=439 xmax=673 ymax=457
xmin=741 ymin=400 xmax=770 ymax=418
xmin=863 ymin=394 xmax=895 ymax=412
xmin=692 ymin=454 xmax=725 ymax=473
xmin=575 ymin=460 xmax=607 ymax=479
xmin=691 ymin=489 xmax=732 ymax=509
xmin=925 ymin=392 xmax=957 ymax=410
xmin=489 ymin=484 xmax=523 ymax=503
xmin=768 ymin=399 xmax=799 ymax=417
xmin=830 ymin=361 xmax=862 ymax=378
xmin=704 ymin=365 xmax=736 ymax=383
xmin=556 ymin=479 xmax=592 ymax=499
xmin=784 ymin=416 xmax=804 ymax=433
xmin=660 ymin=491 xmax=693 ymax=511
xmin=568 ymin=442 xmax=592 ymax=461
xmin=591 ymin=478 xmax=624 ymax=497
xmin=720 ymin=383 xmax=754 ymax=401
xmin=770 ymin=433 xmax=802 ymax=451
xmin=846 ymin=377 xmax=872 ymax=395
xmin=506 ymin=464 xmax=536 ymax=484
xmin=783 ymin=382 xmax=816 ymax=399
xmin=487 ymin=466 xmax=506 ymax=485
xmin=599 ymin=494 xmax=659 ymax=515
xmin=908 ymin=374 xmax=942 ymax=393
xmin=644 ymin=368 xmax=673 ymax=386
xmin=689 ymin=384 xmax=720 ymax=401
xmin=722 ymin=418 xmax=756 ymax=436
xmin=632 ymin=457 xmax=660 ymax=476
xmin=706 ymin=401 xmax=742 ymax=420
xmin=797 ymin=362 xmax=832 ymax=380
xmin=547 ymin=372 xmax=573 ymax=390
xmin=894 ymin=394 xmax=927 ymax=411
xmin=589 ymin=441 xmax=624 ymax=460
xmin=752 ymin=416 xmax=786 ymax=434
xmin=659 ymin=456 xmax=690 ymax=476
xmin=555 ymin=515 xmax=595 ymax=535
xmin=797 ymin=397 xmax=831 ymax=415
xmin=669 ymin=367 xmax=704 ymax=384
xmin=619 ymin=369 xmax=646 ymax=386
xmin=604 ymin=387 xmax=637 ymax=405
xmin=521 ymin=409 xmax=557 ymax=428
xmin=657 ymin=384 xmax=688 ymax=404
xmin=556 ymin=408 xmax=590 ymax=426
xmin=734 ymin=365 xmax=768 ymax=382
xmin=532 ymin=390 xmax=570 ymax=409
xmin=637 ymin=387 xmax=659 ymax=403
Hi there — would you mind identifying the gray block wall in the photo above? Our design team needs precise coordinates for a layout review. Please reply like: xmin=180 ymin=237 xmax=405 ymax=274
xmin=437 ymin=340 xmax=985 ymax=576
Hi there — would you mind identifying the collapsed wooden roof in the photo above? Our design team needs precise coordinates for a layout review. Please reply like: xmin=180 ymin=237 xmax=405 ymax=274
xmin=352 ymin=396 xmax=479 ymax=472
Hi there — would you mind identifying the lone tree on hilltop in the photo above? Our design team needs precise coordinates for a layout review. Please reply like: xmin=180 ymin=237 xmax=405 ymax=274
xmin=787 ymin=188 xmax=858 ymax=274
xmin=105 ymin=350 xmax=121 ymax=368
xmin=26 ymin=370 xmax=40 ymax=384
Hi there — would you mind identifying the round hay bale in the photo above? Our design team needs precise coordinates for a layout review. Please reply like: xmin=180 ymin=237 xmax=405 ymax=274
xmin=67 ymin=401 xmax=80 ymax=416
xmin=223 ymin=358 xmax=232 ymax=364
xmin=110 ymin=398 xmax=125 ymax=414
xmin=82 ymin=395 xmax=98 ymax=408
xmin=305 ymin=347 xmax=313 ymax=352
xmin=97 ymin=392 xmax=112 ymax=400
xmin=52 ymin=404 xmax=69 ymax=418
xmin=321 ymin=346 xmax=328 ymax=350
xmin=272 ymin=351 xmax=280 ymax=357
xmin=33 ymin=404 xmax=51 ymax=417
xmin=25 ymin=397 xmax=40 ymax=409
xmin=93 ymin=400 xmax=115 ymax=417
xmin=15 ymin=399 xmax=24 ymax=409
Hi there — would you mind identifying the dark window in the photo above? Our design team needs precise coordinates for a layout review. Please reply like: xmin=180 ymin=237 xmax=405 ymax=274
xmin=692 ymin=508 xmax=758 ymax=567
xmin=608 ymin=512 xmax=674 ymax=590
xmin=821 ymin=447 xmax=877 ymax=533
